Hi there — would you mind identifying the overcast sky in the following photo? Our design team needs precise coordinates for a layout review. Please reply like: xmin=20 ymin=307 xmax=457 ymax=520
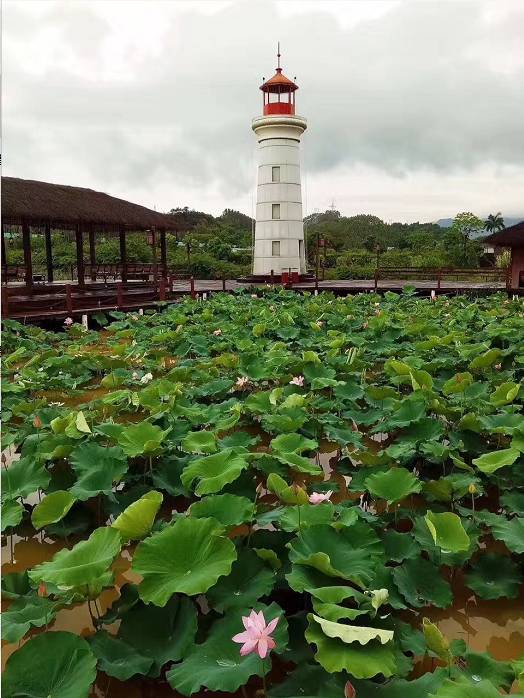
xmin=3 ymin=0 xmax=524 ymax=222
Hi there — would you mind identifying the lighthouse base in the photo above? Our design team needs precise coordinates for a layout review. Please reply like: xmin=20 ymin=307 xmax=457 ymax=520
xmin=240 ymin=272 xmax=315 ymax=285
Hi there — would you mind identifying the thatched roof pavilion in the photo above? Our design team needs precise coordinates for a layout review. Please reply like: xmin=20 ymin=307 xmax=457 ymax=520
xmin=1 ymin=177 xmax=177 ymax=285
xmin=2 ymin=176 xmax=172 ymax=230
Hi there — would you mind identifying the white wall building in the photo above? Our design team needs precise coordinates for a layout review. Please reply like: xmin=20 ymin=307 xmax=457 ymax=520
xmin=252 ymin=52 xmax=307 ymax=278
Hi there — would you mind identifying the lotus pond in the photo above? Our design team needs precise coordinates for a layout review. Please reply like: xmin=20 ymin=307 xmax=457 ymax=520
xmin=2 ymin=289 xmax=524 ymax=697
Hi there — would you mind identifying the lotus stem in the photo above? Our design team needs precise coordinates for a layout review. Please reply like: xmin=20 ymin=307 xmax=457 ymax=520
xmin=261 ymin=658 xmax=267 ymax=697
xmin=241 ymin=686 xmax=248 ymax=698
xmin=297 ymin=504 xmax=302 ymax=533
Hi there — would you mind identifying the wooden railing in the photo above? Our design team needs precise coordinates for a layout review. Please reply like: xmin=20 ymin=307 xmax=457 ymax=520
xmin=373 ymin=267 xmax=510 ymax=290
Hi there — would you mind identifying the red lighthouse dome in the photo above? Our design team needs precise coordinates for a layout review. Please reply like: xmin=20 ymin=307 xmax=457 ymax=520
xmin=260 ymin=46 xmax=298 ymax=116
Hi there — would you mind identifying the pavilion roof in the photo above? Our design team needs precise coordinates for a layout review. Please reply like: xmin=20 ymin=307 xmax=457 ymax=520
xmin=485 ymin=220 xmax=524 ymax=248
xmin=1 ymin=177 xmax=175 ymax=231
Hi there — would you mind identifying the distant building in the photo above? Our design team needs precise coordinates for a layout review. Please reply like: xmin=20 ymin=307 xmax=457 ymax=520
xmin=486 ymin=220 xmax=524 ymax=291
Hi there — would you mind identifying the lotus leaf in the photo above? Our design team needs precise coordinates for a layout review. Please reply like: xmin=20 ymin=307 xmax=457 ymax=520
xmin=181 ymin=448 xmax=249 ymax=495
xmin=472 ymin=448 xmax=520 ymax=474
xmin=288 ymin=523 xmax=383 ymax=588
xmin=2 ymin=631 xmax=97 ymax=698
xmin=305 ymin=615 xmax=396 ymax=678
xmin=207 ymin=549 xmax=276 ymax=611
xmin=69 ymin=442 xmax=128 ymax=500
xmin=270 ymin=433 xmax=318 ymax=453
xmin=424 ymin=511 xmax=470 ymax=553
xmin=29 ymin=526 xmax=121 ymax=590
xmin=1 ymin=457 xmax=50 ymax=502
xmin=1 ymin=595 xmax=58 ymax=643
xmin=112 ymin=490 xmax=163 ymax=542
xmin=31 ymin=490 xmax=76 ymax=530
xmin=117 ymin=422 xmax=168 ymax=457
xmin=117 ymin=595 xmax=197 ymax=676
xmin=2 ymin=499 xmax=24 ymax=531
xmin=465 ymin=553 xmax=522 ymax=599
xmin=428 ymin=676 xmax=504 ymax=697
xmin=181 ymin=430 xmax=218 ymax=453
xmin=132 ymin=516 xmax=236 ymax=604
xmin=393 ymin=558 xmax=453 ymax=608
xmin=365 ymin=468 xmax=421 ymax=505
xmin=311 ymin=615 xmax=394 ymax=645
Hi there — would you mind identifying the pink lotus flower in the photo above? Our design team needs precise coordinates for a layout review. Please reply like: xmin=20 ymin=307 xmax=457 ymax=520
xmin=495 ymin=363 xmax=502 ymax=370
xmin=213 ymin=329 xmax=222 ymax=336
xmin=64 ymin=317 xmax=73 ymax=326
xmin=232 ymin=610 xmax=279 ymax=659
xmin=236 ymin=376 xmax=249 ymax=389
xmin=309 ymin=490 xmax=333 ymax=505
xmin=289 ymin=375 xmax=304 ymax=387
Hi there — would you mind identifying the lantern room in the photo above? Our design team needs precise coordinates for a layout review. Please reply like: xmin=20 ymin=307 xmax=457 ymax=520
xmin=260 ymin=48 xmax=298 ymax=116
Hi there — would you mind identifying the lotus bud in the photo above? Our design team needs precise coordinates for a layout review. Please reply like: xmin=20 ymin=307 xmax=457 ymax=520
xmin=33 ymin=415 xmax=42 ymax=429
xmin=344 ymin=681 xmax=356 ymax=698
xmin=468 ymin=483 xmax=477 ymax=494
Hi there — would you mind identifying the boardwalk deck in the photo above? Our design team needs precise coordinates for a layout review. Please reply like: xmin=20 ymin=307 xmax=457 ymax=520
xmin=2 ymin=276 xmax=515 ymax=323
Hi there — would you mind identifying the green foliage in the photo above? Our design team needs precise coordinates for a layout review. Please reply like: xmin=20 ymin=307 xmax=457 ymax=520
xmin=2 ymin=290 xmax=524 ymax=696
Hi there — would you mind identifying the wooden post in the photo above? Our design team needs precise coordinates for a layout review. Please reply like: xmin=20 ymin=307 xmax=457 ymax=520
xmin=159 ymin=277 xmax=166 ymax=301
xmin=437 ymin=268 xmax=442 ymax=293
xmin=2 ymin=287 xmax=9 ymax=317
xmin=117 ymin=282 xmax=124 ymax=308
xmin=190 ymin=276 xmax=196 ymax=299
xmin=44 ymin=222 xmax=54 ymax=283
xmin=119 ymin=230 xmax=127 ymax=283
xmin=88 ymin=227 xmax=96 ymax=281
xmin=270 ymin=269 xmax=274 ymax=284
xmin=66 ymin=284 xmax=73 ymax=313
xmin=160 ymin=230 xmax=167 ymax=279
xmin=222 ymin=276 xmax=226 ymax=291
xmin=75 ymin=224 xmax=85 ymax=288
xmin=1 ymin=224 xmax=7 ymax=268
xmin=374 ymin=268 xmax=379 ymax=291
xmin=22 ymin=221 xmax=33 ymax=288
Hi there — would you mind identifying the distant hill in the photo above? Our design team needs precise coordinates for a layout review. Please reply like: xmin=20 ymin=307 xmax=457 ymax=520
xmin=436 ymin=216 xmax=524 ymax=229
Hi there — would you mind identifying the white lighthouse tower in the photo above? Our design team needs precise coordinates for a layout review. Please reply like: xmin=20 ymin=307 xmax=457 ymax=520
xmin=251 ymin=48 xmax=307 ymax=279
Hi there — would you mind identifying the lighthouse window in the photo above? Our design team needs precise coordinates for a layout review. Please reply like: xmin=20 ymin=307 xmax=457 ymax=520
xmin=272 ymin=241 xmax=280 ymax=256
xmin=272 ymin=203 xmax=280 ymax=219
xmin=272 ymin=166 xmax=280 ymax=183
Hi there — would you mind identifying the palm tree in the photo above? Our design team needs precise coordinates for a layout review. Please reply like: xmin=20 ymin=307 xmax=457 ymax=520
xmin=484 ymin=212 xmax=505 ymax=234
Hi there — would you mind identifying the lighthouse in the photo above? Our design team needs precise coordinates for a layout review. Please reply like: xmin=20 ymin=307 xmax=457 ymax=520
xmin=251 ymin=48 xmax=307 ymax=279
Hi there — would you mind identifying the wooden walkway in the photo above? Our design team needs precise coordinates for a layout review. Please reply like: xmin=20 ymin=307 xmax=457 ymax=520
xmin=1 ymin=275 xmax=515 ymax=323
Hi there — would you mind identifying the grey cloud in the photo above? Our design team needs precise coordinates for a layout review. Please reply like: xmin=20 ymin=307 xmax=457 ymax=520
xmin=3 ymin=0 xmax=524 ymax=211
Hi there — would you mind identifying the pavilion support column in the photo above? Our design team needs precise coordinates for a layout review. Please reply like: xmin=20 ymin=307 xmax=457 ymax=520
xmin=88 ymin=228 xmax=96 ymax=281
xmin=75 ymin=224 xmax=85 ymax=288
xmin=160 ymin=229 xmax=167 ymax=279
xmin=119 ymin=229 xmax=127 ymax=283
xmin=22 ymin=221 xmax=33 ymax=289
xmin=151 ymin=229 xmax=158 ymax=283
xmin=44 ymin=222 xmax=54 ymax=283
